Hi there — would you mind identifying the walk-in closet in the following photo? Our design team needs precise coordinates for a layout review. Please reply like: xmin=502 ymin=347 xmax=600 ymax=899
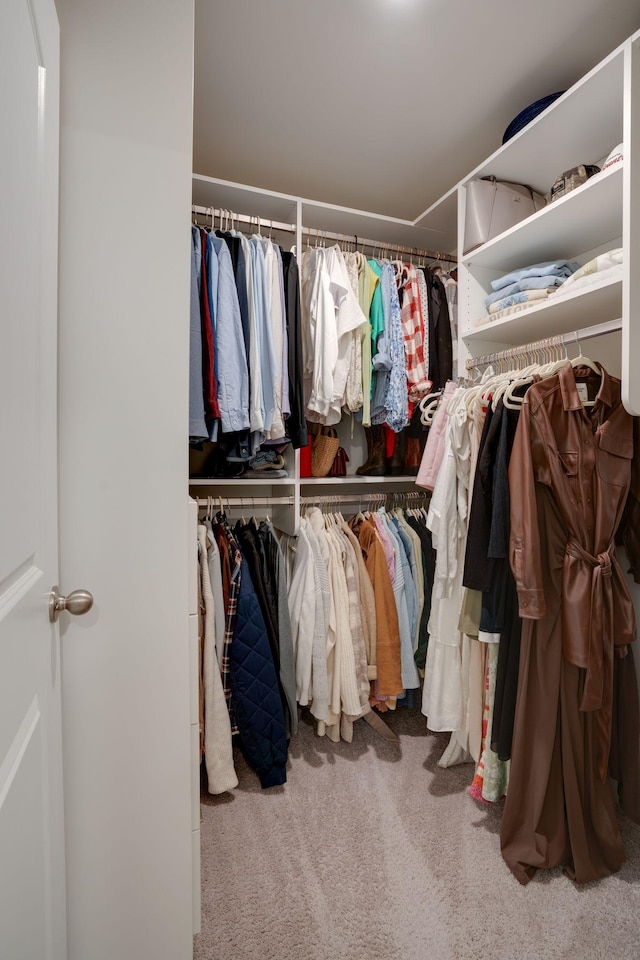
xmin=183 ymin=4 xmax=640 ymax=959
xmin=8 ymin=3 xmax=640 ymax=960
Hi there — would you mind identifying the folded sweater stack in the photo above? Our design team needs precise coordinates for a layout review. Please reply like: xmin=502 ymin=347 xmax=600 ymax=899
xmin=485 ymin=259 xmax=579 ymax=315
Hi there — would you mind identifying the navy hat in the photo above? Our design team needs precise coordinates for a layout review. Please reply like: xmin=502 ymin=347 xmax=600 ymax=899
xmin=502 ymin=92 xmax=565 ymax=144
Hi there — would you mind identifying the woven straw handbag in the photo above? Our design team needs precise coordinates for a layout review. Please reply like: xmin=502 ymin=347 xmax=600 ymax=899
xmin=311 ymin=426 xmax=339 ymax=477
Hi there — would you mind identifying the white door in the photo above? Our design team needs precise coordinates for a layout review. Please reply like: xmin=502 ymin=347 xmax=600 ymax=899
xmin=55 ymin=1 xmax=195 ymax=957
xmin=0 ymin=1 xmax=67 ymax=959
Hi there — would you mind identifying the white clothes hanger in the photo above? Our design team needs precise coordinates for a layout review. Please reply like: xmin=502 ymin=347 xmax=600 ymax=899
xmin=571 ymin=351 xmax=600 ymax=376
xmin=491 ymin=369 xmax=521 ymax=410
xmin=500 ymin=343 xmax=548 ymax=410
xmin=571 ymin=334 xmax=602 ymax=377
xmin=544 ymin=339 xmax=571 ymax=376
xmin=503 ymin=373 xmax=535 ymax=409
xmin=477 ymin=372 xmax=505 ymax=409
xmin=554 ymin=337 xmax=570 ymax=368
xmin=536 ymin=338 xmax=558 ymax=377
xmin=419 ymin=389 xmax=443 ymax=425
xmin=570 ymin=335 xmax=600 ymax=407
xmin=420 ymin=398 xmax=441 ymax=426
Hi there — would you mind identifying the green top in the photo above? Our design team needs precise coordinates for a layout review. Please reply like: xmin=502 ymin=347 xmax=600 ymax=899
xmin=367 ymin=259 xmax=384 ymax=349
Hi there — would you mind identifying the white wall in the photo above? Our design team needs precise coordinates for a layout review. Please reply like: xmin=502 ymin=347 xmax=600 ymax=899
xmin=55 ymin=2 xmax=195 ymax=958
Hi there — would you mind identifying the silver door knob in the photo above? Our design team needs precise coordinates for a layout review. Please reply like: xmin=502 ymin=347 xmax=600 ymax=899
xmin=49 ymin=586 xmax=94 ymax=623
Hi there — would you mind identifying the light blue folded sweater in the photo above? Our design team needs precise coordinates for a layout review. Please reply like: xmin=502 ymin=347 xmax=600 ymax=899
xmin=491 ymin=260 xmax=580 ymax=292
xmin=485 ymin=273 xmax=567 ymax=307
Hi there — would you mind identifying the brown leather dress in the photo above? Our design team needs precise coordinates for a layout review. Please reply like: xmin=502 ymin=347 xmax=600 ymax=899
xmin=501 ymin=362 xmax=640 ymax=884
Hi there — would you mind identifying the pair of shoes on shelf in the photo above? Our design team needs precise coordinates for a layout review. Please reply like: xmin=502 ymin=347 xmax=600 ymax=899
xmin=357 ymin=426 xmax=422 ymax=477
xmin=225 ymin=436 xmax=251 ymax=462
xmin=242 ymin=468 xmax=288 ymax=479
xmin=241 ymin=449 xmax=288 ymax=479
xmin=248 ymin=450 xmax=285 ymax=471
xmin=387 ymin=428 xmax=422 ymax=476
xmin=356 ymin=425 xmax=386 ymax=476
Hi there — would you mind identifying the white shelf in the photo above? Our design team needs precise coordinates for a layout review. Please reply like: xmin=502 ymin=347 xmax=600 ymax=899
xmin=191 ymin=476 xmax=419 ymax=486
xmin=413 ymin=186 xmax=458 ymax=257
xmin=192 ymin=174 xmax=298 ymax=224
xmin=301 ymin=476 xmax=418 ymax=486
xmin=463 ymin=274 xmax=622 ymax=345
xmin=463 ymin=45 xmax=624 ymax=196
xmin=192 ymin=174 xmax=456 ymax=258
xmin=462 ymin=165 xmax=622 ymax=271
xmin=300 ymin=199 xmax=446 ymax=252
xmin=189 ymin=477 xmax=294 ymax=487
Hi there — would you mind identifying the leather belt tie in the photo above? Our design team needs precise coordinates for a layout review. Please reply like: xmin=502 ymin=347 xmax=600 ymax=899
xmin=565 ymin=539 xmax=616 ymax=780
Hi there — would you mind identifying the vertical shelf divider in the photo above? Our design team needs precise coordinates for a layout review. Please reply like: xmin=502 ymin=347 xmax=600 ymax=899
xmin=623 ymin=37 xmax=640 ymax=414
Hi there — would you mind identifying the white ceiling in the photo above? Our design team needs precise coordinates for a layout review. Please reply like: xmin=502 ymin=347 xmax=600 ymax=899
xmin=193 ymin=0 xmax=640 ymax=221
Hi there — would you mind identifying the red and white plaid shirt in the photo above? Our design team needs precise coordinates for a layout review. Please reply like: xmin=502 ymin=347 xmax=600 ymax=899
xmin=401 ymin=265 xmax=432 ymax=401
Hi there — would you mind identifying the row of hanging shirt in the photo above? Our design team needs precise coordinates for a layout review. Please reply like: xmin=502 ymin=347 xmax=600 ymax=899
xmin=189 ymin=222 xmax=308 ymax=453
xmin=280 ymin=502 xmax=436 ymax=741
xmin=189 ymin=220 xmax=457 ymax=459
xmin=196 ymin=493 xmax=438 ymax=794
xmin=300 ymin=244 xmax=457 ymax=430
xmin=414 ymin=351 xmax=640 ymax=885
xmin=196 ymin=503 xmax=299 ymax=793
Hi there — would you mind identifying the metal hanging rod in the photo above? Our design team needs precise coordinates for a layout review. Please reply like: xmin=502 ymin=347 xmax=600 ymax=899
xmin=191 ymin=203 xmax=457 ymax=264
xmin=192 ymin=205 xmax=293 ymax=233
xmin=196 ymin=495 xmax=295 ymax=509
xmin=194 ymin=491 xmax=428 ymax=511
xmin=465 ymin=319 xmax=622 ymax=372
xmin=300 ymin=491 xmax=428 ymax=506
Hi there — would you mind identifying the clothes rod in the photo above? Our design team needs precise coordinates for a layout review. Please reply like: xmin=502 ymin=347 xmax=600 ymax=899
xmin=191 ymin=204 xmax=457 ymax=264
xmin=195 ymin=496 xmax=295 ymax=508
xmin=465 ymin=319 xmax=622 ymax=371
xmin=300 ymin=491 xmax=428 ymax=505
xmin=195 ymin=491 xmax=427 ymax=510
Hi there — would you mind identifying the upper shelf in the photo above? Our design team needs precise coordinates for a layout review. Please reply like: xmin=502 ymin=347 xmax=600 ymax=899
xmin=193 ymin=35 xmax=633 ymax=266
xmin=300 ymin=199 xmax=448 ymax=252
xmin=412 ymin=186 xmax=458 ymax=256
xmin=462 ymin=43 xmax=624 ymax=197
xmin=462 ymin=164 xmax=623 ymax=271
xmin=192 ymin=174 xmax=298 ymax=224
xmin=192 ymin=174 xmax=457 ymax=258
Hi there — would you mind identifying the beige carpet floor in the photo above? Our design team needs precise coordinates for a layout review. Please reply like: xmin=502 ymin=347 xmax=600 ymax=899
xmin=194 ymin=707 xmax=640 ymax=960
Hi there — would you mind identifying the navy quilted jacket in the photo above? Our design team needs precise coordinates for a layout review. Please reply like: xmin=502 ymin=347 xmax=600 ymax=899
xmin=230 ymin=555 xmax=288 ymax=788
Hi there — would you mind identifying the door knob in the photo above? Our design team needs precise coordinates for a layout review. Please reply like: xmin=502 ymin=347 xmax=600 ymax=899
xmin=49 ymin=586 xmax=94 ymax=623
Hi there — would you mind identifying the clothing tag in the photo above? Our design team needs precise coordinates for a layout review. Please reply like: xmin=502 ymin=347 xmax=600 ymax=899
xmin=576 ymin=382 xmax=589 ymax=404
